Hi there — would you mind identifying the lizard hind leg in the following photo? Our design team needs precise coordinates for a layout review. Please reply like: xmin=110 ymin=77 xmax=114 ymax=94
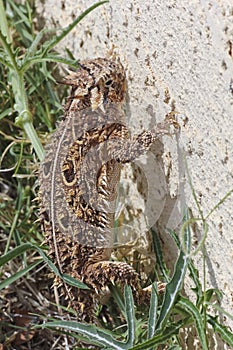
xmin=85 ymin=261 xmax=149 ymax=304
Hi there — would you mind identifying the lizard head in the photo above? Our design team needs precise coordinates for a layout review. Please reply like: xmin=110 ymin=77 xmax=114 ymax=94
xmin=63 ymin=57 xmax=127 ymax=110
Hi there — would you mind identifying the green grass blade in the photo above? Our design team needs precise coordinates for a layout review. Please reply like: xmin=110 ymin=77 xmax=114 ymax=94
xmin=0 ymin=243 xmax=88 ymax=289
xmin=23 ymin=28 xmax=47 ymax=60
xmin=187 ymin=260 xmax=203 ymax=303
xmin=124 ymin=285 xmax=135 ymax=347
xmin=0 ymin=260 xmax=42 ymax=290
xmin=129 ymin=321 xmax=182 ymax=350
xmin=7 ymin=0 xmax=31 ymax=30
xmin=37 ymin=320 xmax=128 ymax=350
xmin=21 ymin=119 xmax=45 ymax=161
xmin=154 ymin=251 xmax=188 ymax=331
xmin=20 ymin=55 xmax=77 ymax=73
xmin=155 ymin=213 xmax=191 ymax=331
xmin=205 ymin=188 xmax=233 ymax=220
xmin=110 ymin=285 xmax=126 ymax=317
xmin=207 ymin=315 xmax=233 ymax=347
xmin=151 ymin=228 xmax=170 ymax=282
xmin=30 ymin=245 xmax=89 ymax=289
xmin=205 ymin=301 xmax=233 ymax=321
xmin=0 ymin=107 xmax=13 ymax=120
xmin=147 ymin=282 xmax=158 ymax=340
xmin=177 ymin=296 xmax=208 ymax=350
xmin=42 ymin=1 xmax=108 ymax=55
xmin=62 ymin=274 xmax=90 ymax=290
xmin=0 ymin=243 xmax=33 ymax=265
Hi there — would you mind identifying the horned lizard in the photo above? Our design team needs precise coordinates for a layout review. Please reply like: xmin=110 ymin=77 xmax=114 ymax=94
xmin=39 ymin=57 xmax=178 ymax=322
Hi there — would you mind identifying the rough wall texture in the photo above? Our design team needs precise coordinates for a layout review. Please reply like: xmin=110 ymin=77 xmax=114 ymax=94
xmin=36 ymin=0 xmax=233 ymax=337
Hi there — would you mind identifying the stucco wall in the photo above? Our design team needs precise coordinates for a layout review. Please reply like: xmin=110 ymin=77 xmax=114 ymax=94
xmin=36 ymin=0 xmax=233 ymax=337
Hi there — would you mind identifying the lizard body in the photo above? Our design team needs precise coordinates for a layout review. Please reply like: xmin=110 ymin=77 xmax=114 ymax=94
xmin=39 ymin=57 xmax=177 ymax=322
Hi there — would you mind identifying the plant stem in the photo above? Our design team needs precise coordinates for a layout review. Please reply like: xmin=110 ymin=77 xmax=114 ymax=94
xmin=0 ymin=0 xmax=11 ymax=44
xmin=0 ymin=3 xmax=45 ymax=161
xmin=12 ymin=70 xmax=45 ymax=161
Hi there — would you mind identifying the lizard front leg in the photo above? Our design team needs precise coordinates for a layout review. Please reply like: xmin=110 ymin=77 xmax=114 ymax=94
xmin=109 ymin=115 xmax=179 ymax=163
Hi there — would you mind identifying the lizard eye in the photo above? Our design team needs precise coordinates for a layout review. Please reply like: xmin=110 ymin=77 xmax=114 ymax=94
xmin=105 ymin=79 xmax=113 ymax=87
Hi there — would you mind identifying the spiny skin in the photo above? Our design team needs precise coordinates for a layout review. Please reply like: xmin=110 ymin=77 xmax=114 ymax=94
xmin=39 ymin=57 xmax=177 ymax=322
